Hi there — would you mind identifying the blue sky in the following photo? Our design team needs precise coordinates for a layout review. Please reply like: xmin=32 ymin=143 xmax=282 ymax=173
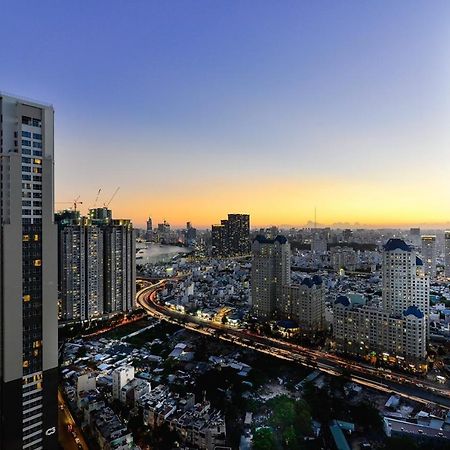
xmin=1 ymin=1 xmax=450 ymax=227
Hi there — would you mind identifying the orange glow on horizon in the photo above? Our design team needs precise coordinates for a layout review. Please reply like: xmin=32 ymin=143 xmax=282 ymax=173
xmin=57 ymin=176 xmax=450 ymax=230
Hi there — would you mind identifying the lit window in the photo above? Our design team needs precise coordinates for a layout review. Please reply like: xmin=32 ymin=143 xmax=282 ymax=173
xmin=34 ymin=260 xmax=42 ymax=267
xmin=23 ymin=235 xmax=30 ymax=242
xmin=23 ymin=294 xmax=31 ymax=302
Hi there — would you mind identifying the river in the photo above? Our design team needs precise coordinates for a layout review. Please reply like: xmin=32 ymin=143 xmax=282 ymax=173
xmin=136 ymin=242 xmax=191 ymax=265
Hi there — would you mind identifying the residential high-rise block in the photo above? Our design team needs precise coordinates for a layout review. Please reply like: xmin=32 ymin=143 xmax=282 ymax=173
xmin=211 ymin=222 xmax=228 ymax=256
xmin=251 ymin=235 xmax=290 ymax=319
xmin=211 ymin=213 xmax=250 ymax=257
xmin=333 ymin=299 xmax=427 ymax=364
xmin=56 ymin=211 xmax=104 ymax=321
xmin=227 ymin=213 xmax=250 ymax=255
xmin=185 ymin=221 xmax=197 ymax=246
xmin=444 ymin=231 xmax=450 ymax=278
xmin=0 ymin=93 xmax=58 ymax=449
xmin=56 ymin=208 xmax=135 ymax=321
xmin=281 ymin=276 xmax=325 ymax=333
xmin=382 ymin=238 xmax=430 ymax=318
xmin=104 ymin=218 xmax=136 ymax=314
xmin=421 ymin=235 xmax=437 ymax=279
xmin=333 ymin=238 xmax=429 ymax=368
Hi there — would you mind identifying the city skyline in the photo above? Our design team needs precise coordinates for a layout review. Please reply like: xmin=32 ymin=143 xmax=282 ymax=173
xmin=1 ymin=2 xmax=450 ymax=229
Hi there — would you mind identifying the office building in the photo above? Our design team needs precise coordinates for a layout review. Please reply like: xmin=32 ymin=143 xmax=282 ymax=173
xmin=211 ymin=213 xmax=250 ymax=257
xmin=56 ymin=208 xmax=135 ymax=321
xmin=0 ymin=93 xmax=58 ymax=449
xmin=421 ymin=235 xmax=437 ymax=279
xmin=445 ymin=231 xmax=450 ymax=278
xmin=251 ymin=235 xmax=290 ymax=319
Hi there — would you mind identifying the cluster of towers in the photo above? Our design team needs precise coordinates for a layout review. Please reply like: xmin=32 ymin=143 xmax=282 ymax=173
xmin=55 ymin=207 xmax=136 ymax=322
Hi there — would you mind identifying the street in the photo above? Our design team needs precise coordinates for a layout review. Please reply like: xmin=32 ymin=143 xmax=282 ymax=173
xmin=58 ymin=389 xmax=89 ymax=450
xmin=136 ymin=279 xmax=450 ymax=410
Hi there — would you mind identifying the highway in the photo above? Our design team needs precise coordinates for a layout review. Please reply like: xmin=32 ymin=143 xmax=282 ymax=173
xmin=136 ymin=279 xmax=450 ymax=409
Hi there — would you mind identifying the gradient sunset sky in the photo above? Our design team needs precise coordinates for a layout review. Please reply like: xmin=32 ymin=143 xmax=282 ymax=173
xmin=2 ymin=1 xmax=450 ymax=229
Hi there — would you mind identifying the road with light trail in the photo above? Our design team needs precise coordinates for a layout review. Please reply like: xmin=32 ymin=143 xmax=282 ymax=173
xmin=136 ymin=278 xmax=450 ymax=409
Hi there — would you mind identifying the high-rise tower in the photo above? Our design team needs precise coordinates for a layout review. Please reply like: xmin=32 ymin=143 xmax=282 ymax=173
xmin=382 ymin=238 xmax=429 ymax=319
xmin=251 ymin=235 xmax=290 ymax=319
xmin=0 ymin=93 xmax=58 ymax=449
xmin=421 ymin=235 xmax=437 ymax=279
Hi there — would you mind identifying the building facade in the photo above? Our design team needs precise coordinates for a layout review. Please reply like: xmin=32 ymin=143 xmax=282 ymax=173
xmin=57 ymin=209 xmax=135 ymax=321
xmin=421 ymin=235 xmax=437 ymax=279
xmin=333 ymin=238 xmax=429 ymax=369
xmin=211 ymin=213 xmax=250 ymax=257
xmin=251 ymin=235 xmax=290 ymax=320
xmin=103 ymin=218 xmax=135 ymax=314
xmin=281 ymin=276 xmax=326 ymax=333
xmin=56 ymin=211 xmax=104 ymax=321
xmin=112 ymin=366 xmax=135 ymax=400
xmin=382 ymin=239 xmax=430 ymax=319
xmin=0 ymin=93 xmax=58 ymax=449
xmin=333 ymin=298 xmax=427 ymax=364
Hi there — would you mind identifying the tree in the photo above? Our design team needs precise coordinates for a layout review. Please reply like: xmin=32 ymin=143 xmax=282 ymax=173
xmin=283 ymin=425 xmax=300 ymax=449
xmin=253 ymin=428 xmax=277 ymax=450
xmin=352 ymin=401 xmax=383 ymax=431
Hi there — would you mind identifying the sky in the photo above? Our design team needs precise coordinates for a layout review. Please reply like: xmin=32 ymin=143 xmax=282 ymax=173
xmin=1 ymin=1 xmax=450 ymax=229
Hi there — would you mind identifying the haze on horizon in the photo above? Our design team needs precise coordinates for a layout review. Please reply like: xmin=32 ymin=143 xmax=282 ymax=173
xmin=1 ymin=1 xmax=450 ymax=230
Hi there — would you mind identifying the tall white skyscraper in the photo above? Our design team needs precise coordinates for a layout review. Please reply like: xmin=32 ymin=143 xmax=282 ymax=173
xmin=421 ymin=235 xmax=437 ymax=279
xmin=251 ymin=235 xmax=290 ymax=319
xmin=382 ymin=238 xmax=430 ymax=319
xmin=333 ymin=238 xmax=428 ymax=367
xmin=0 ymin=93 xmax=58 ymax=449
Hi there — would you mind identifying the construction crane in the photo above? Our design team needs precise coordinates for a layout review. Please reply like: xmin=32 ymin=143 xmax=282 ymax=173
xmin=93 ymin=188 xmax=102 ymax=208
xmin=55 ymin=195 xmax=83 ymax=211
xmin=104 ymin=187 xmax=120 ymax=208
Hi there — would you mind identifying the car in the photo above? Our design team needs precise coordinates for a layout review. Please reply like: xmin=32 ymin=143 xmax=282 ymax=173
xmin=77 ymin=445 xmax=83 ymax=450
xmin=75 ymin=437 xmax=81 ymax=444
